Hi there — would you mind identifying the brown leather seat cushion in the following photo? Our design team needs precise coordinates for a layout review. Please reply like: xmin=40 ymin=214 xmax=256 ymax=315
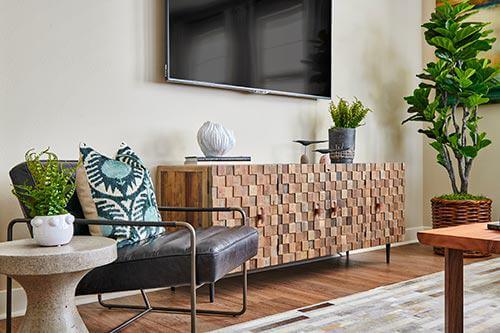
xmin=76 ymin=226 xmax=258 ymax=295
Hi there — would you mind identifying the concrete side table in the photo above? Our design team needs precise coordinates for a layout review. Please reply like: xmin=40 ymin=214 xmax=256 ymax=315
xmin=0 ymin=236 xmax=117 ymax=333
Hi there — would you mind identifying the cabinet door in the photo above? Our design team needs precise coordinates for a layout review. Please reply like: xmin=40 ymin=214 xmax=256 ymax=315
xmin=324 ymin=164 xmax=360 ymax=253
xmin=156 ymin=166 xmax=210 ymax=228
xmin=365 ymin=163 xmax=406 ymax=247
xmin=328 ymin=163 xmax=405 ymax=252
xmin=210 ymin=164 xmax=279 ymax=270
xmin=277 ymin=164 xmax=335 ymax=264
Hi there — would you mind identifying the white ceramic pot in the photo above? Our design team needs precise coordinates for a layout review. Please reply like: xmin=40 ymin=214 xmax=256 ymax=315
xmin=197 ymin=121 xmax=236 ymax=157
xmin=30 ymin=213 xmax=75 ymax=247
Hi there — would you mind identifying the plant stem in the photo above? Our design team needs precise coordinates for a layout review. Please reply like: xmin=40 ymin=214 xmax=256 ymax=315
xmin=442 ymin=145 xmax=459 ymax=194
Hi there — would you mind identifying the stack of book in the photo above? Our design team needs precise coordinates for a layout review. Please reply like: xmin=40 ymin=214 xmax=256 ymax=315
xmin=184 ymin=156 xmax=251 ymax=165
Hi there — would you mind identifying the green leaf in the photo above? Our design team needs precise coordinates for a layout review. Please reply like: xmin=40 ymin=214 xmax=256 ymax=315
xmin=417 ymin=73 xmax=435 ymax=81
xmin=454 ymin=25 xmax=482 ymax=43
xmin=452 ymin=3 xmax=475 ymax=16
xmin=430 ymin=36 xmax=456 ymax=53
xmin=459 ymin=146 xmax=478 ymax=158
xmin=479 ymin=139 xmax=492 ymax=150
xmin=402 ymin=114 xmax=426 ymax=125
xmin=435 ymin=49 xmax=453 ymax=62
xmin=436 ymin=153 xmax=447 ymax=167
xmin=448 ymin=133 xmax=460 ymax=149
xmin=465 ymin=95 xmax=489 ymax=108
xmin=454 ymin=67 xmax=476 ymax=80
xmin=434 ymin=27 xmax=454 ymax=38
xmin=430 ymin=142 xmax=443 ymax=152
xmin=423 ymin=100 xmax=439 ymax=121
xmin=422 ymin=22 xmax=435 ymax=30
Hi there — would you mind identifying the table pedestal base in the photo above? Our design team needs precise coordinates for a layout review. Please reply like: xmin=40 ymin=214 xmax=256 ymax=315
xmin=445 ymin=248 xmax=463 ymax=333
xmin=14 ymin=270 xmax=90 ymax=333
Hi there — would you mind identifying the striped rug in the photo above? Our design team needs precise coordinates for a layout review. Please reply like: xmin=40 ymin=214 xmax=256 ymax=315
xmin=213 ymin=258 xmax=500 ymax=333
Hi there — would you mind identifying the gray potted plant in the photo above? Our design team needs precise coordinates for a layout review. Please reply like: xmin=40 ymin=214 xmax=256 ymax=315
xmin=12 ymin=149 xmax=79 ymax=246
xmin=328 ymin=98 xmax=371 ymax=163
xmin=403 ymin=1 xmax=498 ymax=256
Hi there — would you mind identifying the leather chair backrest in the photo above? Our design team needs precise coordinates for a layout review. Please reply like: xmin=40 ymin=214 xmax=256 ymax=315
xmin=9 ymin=161 xmax=90 ymax=235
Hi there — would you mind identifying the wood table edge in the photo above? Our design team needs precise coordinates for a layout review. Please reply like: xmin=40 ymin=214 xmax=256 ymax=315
xmin=417 ymin=226 xmax=500 ymax=254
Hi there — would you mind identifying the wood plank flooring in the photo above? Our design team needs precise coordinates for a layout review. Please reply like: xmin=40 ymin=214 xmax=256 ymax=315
xmin=1 ymin=244 xmax=494 ymax=333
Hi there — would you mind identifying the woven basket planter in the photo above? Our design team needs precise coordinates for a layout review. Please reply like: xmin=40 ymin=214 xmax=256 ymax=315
xmin=431 ymin=197 xmax=492 ymax=257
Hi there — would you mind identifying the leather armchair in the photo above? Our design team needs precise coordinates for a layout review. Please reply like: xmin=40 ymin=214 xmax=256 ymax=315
xmin=8 ymin=162 xmax=258 ymax=333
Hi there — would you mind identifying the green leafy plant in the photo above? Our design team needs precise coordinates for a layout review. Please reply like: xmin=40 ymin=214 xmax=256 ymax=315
xmin=12 ymin=149 xmax=79 ymax=217
xmin=403 ymin=0 xmax=499 ymax=195
xmin=329 ymin=98 xmax=371 ymax=128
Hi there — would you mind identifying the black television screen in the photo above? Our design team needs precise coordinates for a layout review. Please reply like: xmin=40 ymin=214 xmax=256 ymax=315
xmin=166 ymin=0 xmax=332 ymax=99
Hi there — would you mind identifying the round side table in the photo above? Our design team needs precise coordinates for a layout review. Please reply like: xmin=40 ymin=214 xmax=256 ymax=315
xmin=0 ymin=236 xmax=117 ymax=333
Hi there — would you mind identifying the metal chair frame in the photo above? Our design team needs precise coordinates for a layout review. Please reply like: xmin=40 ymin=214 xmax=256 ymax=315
xmin=6 ymin=207 xmax=249 ymax=333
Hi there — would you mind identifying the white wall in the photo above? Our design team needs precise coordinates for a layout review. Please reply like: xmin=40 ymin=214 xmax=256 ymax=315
xmin=0 ymin=0 xmax=424 ymax=266
xmin=329 ymin=0 xmax=424 ymax=239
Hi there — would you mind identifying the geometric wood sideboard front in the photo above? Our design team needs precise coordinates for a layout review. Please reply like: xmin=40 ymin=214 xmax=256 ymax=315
xmin=156 ymin=163 xmax=405 ymax=271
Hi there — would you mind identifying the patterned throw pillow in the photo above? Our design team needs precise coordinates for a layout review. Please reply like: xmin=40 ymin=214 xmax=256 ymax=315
xmin=76 ymin=143 xmax=164 ymax=247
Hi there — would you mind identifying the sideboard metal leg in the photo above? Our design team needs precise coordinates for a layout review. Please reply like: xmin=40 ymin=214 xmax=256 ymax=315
xmin=346 ymin=251 xmax=350 ymax=261
xmin=171 ymin=286 xmax=176 ymax=292
xmin=386 ymin=243 xmax=391 ymax=264
xmin=209 ymin=283 xmax=215 ymax=303
xmin=6 ymin=276 xmax=12 ymax=333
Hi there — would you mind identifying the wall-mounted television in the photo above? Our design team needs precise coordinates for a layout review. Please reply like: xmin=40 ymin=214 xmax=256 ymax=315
xmin=165 ymin=0 xmax=332 ymax=99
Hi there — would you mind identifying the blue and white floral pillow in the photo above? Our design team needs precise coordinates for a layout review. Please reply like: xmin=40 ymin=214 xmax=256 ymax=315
xmin=76 ymin=143 xmax=164 ymax=247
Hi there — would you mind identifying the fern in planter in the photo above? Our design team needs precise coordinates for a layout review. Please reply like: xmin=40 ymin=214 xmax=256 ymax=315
xmin=12 ymin=149 xmax=78 ymax=217
xmin=403 ymin=0 xmax=499 ymax=196
xmin=329 ymin=98 xmax=371 ymax=128
xmin=328 ymin=98 xmax=371 ymax=163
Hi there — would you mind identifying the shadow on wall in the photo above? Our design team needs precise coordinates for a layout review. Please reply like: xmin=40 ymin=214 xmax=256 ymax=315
xmin=363 ymin=27 xmax=411 ymax=159
xmin=0 ymin=177 xmax=29 ymax=241
xmin=135 ymin=0 xmax=165 ymax=83
xmin=146 ymin=129 xmax=191 ymax=165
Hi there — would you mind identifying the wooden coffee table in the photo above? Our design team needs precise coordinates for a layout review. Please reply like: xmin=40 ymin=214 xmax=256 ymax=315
xmin=418 ymin=223 xmax=500 ymax=333
xmin=0 ymin=236 xmax=117 ymax=333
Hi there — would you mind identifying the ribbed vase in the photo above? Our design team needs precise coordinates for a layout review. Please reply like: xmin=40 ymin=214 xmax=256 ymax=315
xmin=197 ymin=121 xmax=235 ymax=157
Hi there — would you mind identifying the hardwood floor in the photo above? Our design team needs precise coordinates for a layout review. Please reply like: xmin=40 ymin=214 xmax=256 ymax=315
xmin=1 ymin=243 xmax=494 ymax=332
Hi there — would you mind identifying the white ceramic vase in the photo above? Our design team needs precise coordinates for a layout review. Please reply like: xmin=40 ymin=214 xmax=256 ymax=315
xmin=30 ymin=213 xmax=75 ymax=246
xmin=197 ymin=121 xmax=236 ymax=157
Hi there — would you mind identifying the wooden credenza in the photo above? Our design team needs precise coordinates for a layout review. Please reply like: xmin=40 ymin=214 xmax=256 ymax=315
xmin=156 ymin=163 xmax=405 ymax=271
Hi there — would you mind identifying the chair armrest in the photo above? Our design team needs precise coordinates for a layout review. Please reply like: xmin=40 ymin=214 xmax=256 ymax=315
xmin=158 ymin=206 xmax=248 ymax=227
xmin=72 ymin=218 xmax=184 ymax=229
xmin=7 ymin=218 xmax=196 ymax=244
xmin=7 ymin=219 xmax=32 ymax=241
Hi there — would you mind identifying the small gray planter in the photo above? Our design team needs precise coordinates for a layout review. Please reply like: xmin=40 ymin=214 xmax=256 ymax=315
xmin=328 ymin=128 xmax=356 ymax=163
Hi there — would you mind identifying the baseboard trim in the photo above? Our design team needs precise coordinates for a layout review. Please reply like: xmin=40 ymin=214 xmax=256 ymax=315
xmin=0 ymin=225 xmax=429 ymax=320
xmin=350 ymin=226 xmax=430 ymax=255
xmin=0 ymin=287 xmax=166 ymax=320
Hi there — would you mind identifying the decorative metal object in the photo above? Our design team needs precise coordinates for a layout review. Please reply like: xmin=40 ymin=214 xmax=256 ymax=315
xmin=197 ymin=122 xmax=235 ymax=157
xmin=328 ymin=128 xmax=356 ymax=163
xmin=293 ymin=140 xmax=327 ymax=164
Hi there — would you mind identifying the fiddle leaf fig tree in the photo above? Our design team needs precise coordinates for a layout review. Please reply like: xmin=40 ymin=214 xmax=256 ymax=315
xmin=403 ymin=0 xmax=499 ymax=195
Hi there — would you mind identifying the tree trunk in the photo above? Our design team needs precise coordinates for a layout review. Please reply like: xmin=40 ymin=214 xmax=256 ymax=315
xmin=442 ymin=146 xmax=459 ymax=194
